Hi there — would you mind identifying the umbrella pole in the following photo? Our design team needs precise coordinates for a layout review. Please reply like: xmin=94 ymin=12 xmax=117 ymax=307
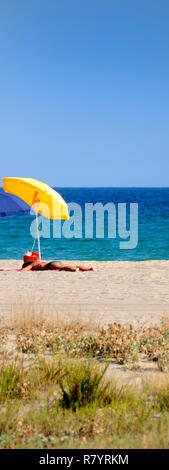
xmin=35 ymin=204 xmax=41 ymax=261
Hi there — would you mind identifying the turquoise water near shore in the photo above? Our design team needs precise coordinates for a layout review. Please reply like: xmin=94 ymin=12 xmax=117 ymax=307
xmin=0 ymin=187 xmax=169 ymax=261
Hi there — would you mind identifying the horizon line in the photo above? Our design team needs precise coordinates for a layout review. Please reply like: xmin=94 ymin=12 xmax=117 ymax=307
xmin=1 ymin=185 xmax=169 ymax=189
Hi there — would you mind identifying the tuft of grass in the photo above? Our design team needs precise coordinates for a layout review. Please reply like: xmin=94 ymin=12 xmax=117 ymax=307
xmin=0 ymin=363 xmax=26 ymax=402
xmin=29 ymin=357 xmax=64 ymax=395
xmin=57 ymin=360 xmax=110 ymax=411
xmin=155 ymin=384 xmax=169 ymax=411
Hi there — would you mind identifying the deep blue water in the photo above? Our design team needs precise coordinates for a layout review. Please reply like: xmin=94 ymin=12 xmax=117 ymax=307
xmin=0 ymin=187 xmax=169 ymax=261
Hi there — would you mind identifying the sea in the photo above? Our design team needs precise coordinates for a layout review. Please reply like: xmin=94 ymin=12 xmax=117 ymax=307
xmin=0 ymin=187 xmax=169 ymax=261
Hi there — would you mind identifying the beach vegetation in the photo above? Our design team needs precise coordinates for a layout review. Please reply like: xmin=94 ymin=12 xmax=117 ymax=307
xmin=11 ymin=317 xmax=169 ymax=371
xmin=0 ymin=311 xmax=168 ymax=448
xmin=0 ymin=355 xmax=168 ymax=449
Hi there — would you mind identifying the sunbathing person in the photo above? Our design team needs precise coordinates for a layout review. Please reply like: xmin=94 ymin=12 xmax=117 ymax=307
xmin=21 ymin=260 xmax=94 ymax=272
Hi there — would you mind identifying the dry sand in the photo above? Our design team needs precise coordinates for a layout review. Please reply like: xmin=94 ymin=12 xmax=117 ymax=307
xmin=0 ymin=259 xmax=169 ymax=386
xmin=0 ymin=259 xmax=169 ymax=329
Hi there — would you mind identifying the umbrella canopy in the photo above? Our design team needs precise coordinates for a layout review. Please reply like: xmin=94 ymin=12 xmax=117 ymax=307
xmin=2 ymin=178 xmax=69 ymax=220
xmin=2 ymin=177 xmax=69 ymax=261
xmin=0 ymin=192 xmax=30 ymax=217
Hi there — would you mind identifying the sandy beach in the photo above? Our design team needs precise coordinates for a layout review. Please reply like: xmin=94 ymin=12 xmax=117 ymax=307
xmin=0 ymin=258 xmax=169 ymax=388
xmin=0 ymin=259 xmax=169 ymax=329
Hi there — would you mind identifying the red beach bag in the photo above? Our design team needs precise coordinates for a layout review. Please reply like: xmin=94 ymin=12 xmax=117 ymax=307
xmin=23 ymin=251 xmax=39 ymax=263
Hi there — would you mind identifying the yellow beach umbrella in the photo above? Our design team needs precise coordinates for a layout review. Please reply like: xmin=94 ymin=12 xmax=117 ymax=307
xmin=2 ymin=178 xmax=69 ymax=220
xmin=2 ymin=177 xmax=69 ymax=260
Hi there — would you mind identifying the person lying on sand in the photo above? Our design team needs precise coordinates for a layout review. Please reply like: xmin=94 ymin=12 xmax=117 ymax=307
xmin=21 ymin=260 xmax=94 ymax=272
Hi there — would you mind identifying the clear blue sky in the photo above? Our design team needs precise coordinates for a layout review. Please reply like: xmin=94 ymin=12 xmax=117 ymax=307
xmin=0 ymin=0 xmax=169 ymax=187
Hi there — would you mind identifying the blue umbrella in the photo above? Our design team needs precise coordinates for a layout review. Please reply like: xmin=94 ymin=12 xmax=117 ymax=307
xmin=0 ymin=192 xmax=30 ymax=217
